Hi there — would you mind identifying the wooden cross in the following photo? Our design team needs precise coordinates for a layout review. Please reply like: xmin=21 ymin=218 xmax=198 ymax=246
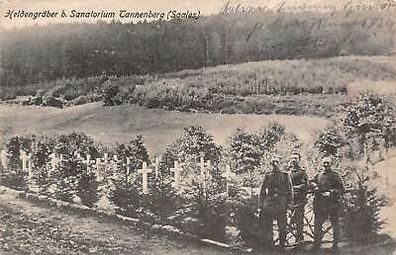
xmin=138 ymin=162 xmax=152 ymax=194
xmin=86 ymin=154 xmax=91 ymax=170
xmin=198 ymin=157 xmax=211 ymax=177
xmin=126 ymin=157 xmax=131 ymax=176
xmin=222 ymin=164 xmax=233 ymax=194
xmin=49 ymin=153 xmax=58 ymax=171
xmin=0 ymin=149 xmax=7 ymax=168
xmin=27 ymin=153 xmax=33 ymax=178
xmin=154 ymin=157 xmax=160 ymax=179
xmin=96 ymin=158 xmax=101 ymax=169
xmin=170 ymin=161 xmax=182 ymax=188
xmin=19 ymin=150 xmax=27 ymax=171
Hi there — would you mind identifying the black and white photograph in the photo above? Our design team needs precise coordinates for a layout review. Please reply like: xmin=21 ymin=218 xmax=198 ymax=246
xmin=0 ymin=0 xmax=395 ymax=254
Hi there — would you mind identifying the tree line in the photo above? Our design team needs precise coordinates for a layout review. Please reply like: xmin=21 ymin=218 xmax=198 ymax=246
xmin=1 ymin=10 xmax=394 ymax=88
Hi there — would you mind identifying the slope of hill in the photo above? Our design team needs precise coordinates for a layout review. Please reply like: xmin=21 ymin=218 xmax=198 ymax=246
xmin=3 ymin=56 xmax=395 ymax=117
xmin=0 ymin=103 xmax=329 ymax=155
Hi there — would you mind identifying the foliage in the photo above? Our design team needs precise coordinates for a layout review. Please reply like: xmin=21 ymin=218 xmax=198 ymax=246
xmin=342 ymin=166 xmax=388 ymax=243
xmin=51 ymin=133 xmax=101 ymax=205
xmin=228 ymin=129 xmax=261 ymax=175
xmin=163 ymin=126 xmax=222 ymax=169
xmin=49 ymin=153 xmax=79 ymax=203
xmin=108 ymin=136 xmax=150 ymax=216
xmin=227 ymin=122 xmax=285 ymax=174
xmin=181 ymin=164 xmax=228 ymax=241
xmin=31 ymin=141 xmax=51 ymax=193
xmin=2 ymin=137 xmax=27 ymax=190
xmin=342 ymin=94 xmax=395 ymax=156
xmin=146 ymin=164 xmax=178 ymax=222
xmin=1 ymin=11 xmax=394 ymax=89
xmin=314 ymin=126 xmax=345 ymax=157
xmin=6 ymin=137 xmax=21 ymax=172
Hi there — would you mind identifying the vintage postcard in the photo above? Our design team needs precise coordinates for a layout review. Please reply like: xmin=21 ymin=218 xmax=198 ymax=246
xmin=0 ymin=0 xmax=395 ymax=254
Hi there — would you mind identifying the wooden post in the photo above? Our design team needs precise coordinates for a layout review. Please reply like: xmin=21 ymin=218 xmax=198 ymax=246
xmin=138 ymin=162 xmax=152 ymax=194
xmin=104 ymin=153 xmax=108 ymax=163
xmin=27 ymin=153 xmax=33 ymax=178
xmin=20 ymin=150 xmax=27 ymax=171
xmin=86 ymin=154 xmax=91 ymax=170
xmin=126 ymin=157 xmax=131 ymax=176
xmin=96 ymin=158 xmax=101 ymax=169
xmin=198 ymin=157 xmax=211 ymax=177
xmin=222 ymin=164 xmax=233 ymax=195
xmin=154 ymin=157 xmax=160 ymax=179
xmin=0 ymin=149 xmax=7 ymax=169
xmin=49 ymin=153 xmax=57 ymax=171
xmin=170 ymin=161 xmax=182 ymax=188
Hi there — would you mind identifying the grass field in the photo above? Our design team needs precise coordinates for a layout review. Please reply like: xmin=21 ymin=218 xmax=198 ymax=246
xmin=0 ymin=103 xmax=329 ymax=155
xmin=2 ymin=56 xmax=396 ymax=117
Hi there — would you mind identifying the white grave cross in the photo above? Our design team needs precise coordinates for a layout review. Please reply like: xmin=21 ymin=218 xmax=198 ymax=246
xmin=138 ymin=162 xmax=152 ymax=194
xmin=170 ymin=161 xmax=182 ymax=188
xmin=0 ymin=150 xmax=7 ymax=169
xmin=86 ymin=154 xmax=91 ymax=170
xmin=49 ymin=153 xmax=58 ymax=171
xmin=198 ymin=157 xmax=211 ymax=177
xmin=222 ymin=164 xmax=234 ymax=194
xmin=20 ymin=151 xmax=27 ymax=171
xmin=126 ymin=157 xmax=131 ymax=176
xmin=27 ymin=153 xmax=33 ymax=178
xmin=154 ymin=157 xmax=160 ymax=179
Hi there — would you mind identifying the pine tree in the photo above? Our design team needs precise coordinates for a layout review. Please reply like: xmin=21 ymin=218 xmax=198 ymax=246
xmin=343 ymin=166 xmax=388 ymax=243
xmin=52 ymin=133 xmax=100 ymax=206
xmin=31 ymin=141 xmax=51 ymax=194
xmin=146 ymin=161 xmax=177 ymax=222
xmin=50 ymin=153 xmax=79 ymax=203
xmin=343 ymin=94 xmax=394 ymax=157
xmin=184 ymin=164 xmax=228 ymax=241
xmin=163 ymin=126 xmax=222 ymax=169
xmin=108 ymin=136 xmax=150 ymax=217
xmin=3 ymin=136 xmax=27 ymax=190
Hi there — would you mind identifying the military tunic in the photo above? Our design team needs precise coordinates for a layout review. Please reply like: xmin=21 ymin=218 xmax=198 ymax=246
xmin=312 ymin=169 xmax=344 ymax=249
xmin=289 ymin=165 xmax=308 ymax=243
xmin=259 ymin=170 xmax=293 ymax=248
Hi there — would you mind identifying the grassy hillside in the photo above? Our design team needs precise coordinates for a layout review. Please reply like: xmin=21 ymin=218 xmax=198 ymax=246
xmin=0 ymin=103 xmax=329 ymax=155
xmin=3 ymin=56 xmax=395 ymax=116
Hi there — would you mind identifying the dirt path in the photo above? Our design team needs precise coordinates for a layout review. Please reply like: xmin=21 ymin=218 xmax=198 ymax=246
xmin=0 ymin=190 xmax=236 ymax=255
xmin=0 ymin=189 xmax=395 ymax=255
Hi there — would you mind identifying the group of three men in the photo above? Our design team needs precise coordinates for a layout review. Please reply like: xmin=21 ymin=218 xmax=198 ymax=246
xmin=259 ymin=153 xmax=344 ymax=252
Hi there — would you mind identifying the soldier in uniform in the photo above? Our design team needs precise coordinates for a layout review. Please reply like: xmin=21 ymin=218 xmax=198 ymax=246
xmin=288 ymin=152 xmax=308 ymax=246
xmin=259 ymin=155 xmax=294 ymax=250
xmin=311 ymin=157 xmax=344 ymax=252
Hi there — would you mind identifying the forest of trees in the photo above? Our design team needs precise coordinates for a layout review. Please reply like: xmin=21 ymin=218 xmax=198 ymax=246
xmin=0 ymin=10 xmax=394 ymax=88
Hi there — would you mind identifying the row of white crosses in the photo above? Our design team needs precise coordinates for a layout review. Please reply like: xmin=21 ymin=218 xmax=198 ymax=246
xmin=137 ymin=157 xmax=215 ymax=194
xmin=0 ymin=148 xmax=235 ymax=196
xmin=0 ymin=149 xmax=34 ymax=177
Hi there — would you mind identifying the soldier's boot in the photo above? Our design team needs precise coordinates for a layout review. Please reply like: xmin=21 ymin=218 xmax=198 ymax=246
xmin=260 ymin=213 xmax=274 ymax=249
xmin=278 ymin=213 xmax=287 ymax=252
xmin=312 ymin=214 xmax=325 ymax=251
xmin=331 ymin=222 xmax=340 ymax=253
xmin=295 ymin=208 xmax=305 ymax=244
xmin=330 ymin=211 xmax=340 ymax=253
